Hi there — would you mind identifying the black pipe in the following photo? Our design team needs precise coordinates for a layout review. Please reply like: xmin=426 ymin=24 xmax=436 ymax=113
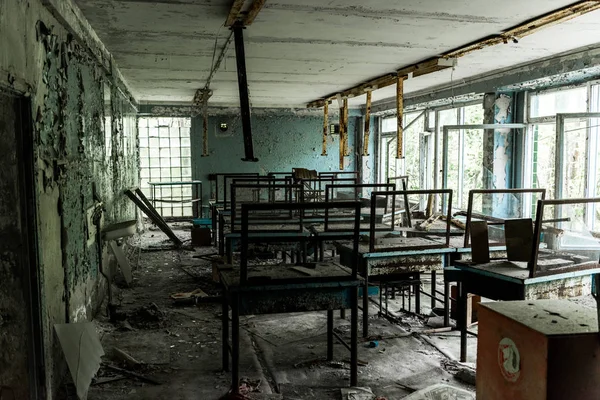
xmin=232 ymin=24 xmax=258 ymax=162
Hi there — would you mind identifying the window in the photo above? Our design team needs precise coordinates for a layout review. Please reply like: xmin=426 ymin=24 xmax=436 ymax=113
xmin=379 ymin=112 xmax=424 ymax=189
xmin=377 ymin=102 xmax=485 ymax=200
xmin=139 ymin=117 xmax=193 ymax=217
xmin=525 ymin=83 xmax=600 ymax=229
xmin=439 ymin=103 xmax=485 ymax=209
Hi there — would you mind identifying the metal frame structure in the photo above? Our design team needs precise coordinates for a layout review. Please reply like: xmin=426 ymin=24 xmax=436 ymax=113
xmin=220 ymin=201 xmax=363 ymax=392
xmin=450 ymin=196 xmax=600 ymax=362
xmin=531 ymin=197 xmax=600 ymax=278
xmin=323 ymin=183 xmax=396 ymax=232
xmin=369 ymin=189 xmax=453 ymax=253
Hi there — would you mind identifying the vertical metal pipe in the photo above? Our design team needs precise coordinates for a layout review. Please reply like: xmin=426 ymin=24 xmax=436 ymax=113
xmin=322 ymin=102 xmax=328 ymax=156
xmin=202 ymin=100 xmax=209 ymax=157
xmin=363 ymin=91 xmax=372 ymax=156
xmin=233 ymin=24 xmax=258 ymax=162
xmin=397 ymin=74 xmax=405 ymax=159
xmin=343 ymin=98 xmax=350 ymax=156
xmin=339 ymin=102 xmax=345 ymax=170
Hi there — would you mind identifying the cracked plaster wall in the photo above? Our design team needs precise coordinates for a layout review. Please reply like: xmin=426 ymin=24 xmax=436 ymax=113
xmin=0 ymin=0 xmax=138 ymax=397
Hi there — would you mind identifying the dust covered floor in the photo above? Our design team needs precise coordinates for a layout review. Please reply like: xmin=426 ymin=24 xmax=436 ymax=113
xmin=73 ymin=223 xmax=480 ymax=399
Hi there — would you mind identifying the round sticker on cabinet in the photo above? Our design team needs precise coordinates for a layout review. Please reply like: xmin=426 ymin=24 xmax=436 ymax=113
xmin=498 ymin=337 xmax=520 ymax=382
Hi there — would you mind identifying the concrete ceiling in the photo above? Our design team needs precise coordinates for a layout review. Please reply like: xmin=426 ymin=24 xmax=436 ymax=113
xmin=74 ymin=0 xmax=600 ymax=107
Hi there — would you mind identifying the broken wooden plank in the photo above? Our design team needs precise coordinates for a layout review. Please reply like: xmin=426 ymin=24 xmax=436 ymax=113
xmin=321 ymin=101 xmax=328 ymax=155
xmin=397 ymin=74 xmax=405 ymax=159
xmin=416 ymin=214 xmax=442 ymax=231
xmin=225 ymin=0 xmax=245 ymax=26
xmin=243 ymin=0 xmax=267 ymax=25
xmin=362 ymin=91 xmax=371 ymax=156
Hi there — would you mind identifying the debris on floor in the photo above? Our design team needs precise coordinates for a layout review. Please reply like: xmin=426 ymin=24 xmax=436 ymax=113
xmin=340 ymin=386 xmax=376 ymax=400
xmin=401 ymin=383 xmax=474 ymax=400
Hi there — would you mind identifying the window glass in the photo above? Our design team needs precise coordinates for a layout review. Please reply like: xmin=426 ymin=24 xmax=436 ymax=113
xmin=530 ymin=124 xmax=556 ymax=199
xmin=138 ymin=117 xmax=193 ymax=217
xmin=529 ymin=87 xmax=588 ymax=118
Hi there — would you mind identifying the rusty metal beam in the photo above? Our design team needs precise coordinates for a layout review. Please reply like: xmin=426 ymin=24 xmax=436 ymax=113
xmin=339 ymin=100 xmax=346 ymax=169
xmin=306 ymin=1 xmax=600 ymax=108
xmin=243 ymin=0 xmax=266 ymax=25
xmin=396 ymin=75 xmax=405 ymax=159
xmin=321 ymin=102 xmax=328 ymax=156
xmin=362 ymin=91 xmax=371 ymax=156
xmin=225 ymin=0 xmax=245 ymax=27
xmin=343 ymin=98 xmax=350 ymax=156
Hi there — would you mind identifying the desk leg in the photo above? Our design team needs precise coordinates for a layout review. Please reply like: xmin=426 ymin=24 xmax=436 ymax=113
xmin=458 ymin=282 xmax=467 ymax=363
xmin=414 ymin=272 xmax=421 ymax=315
xmin=327 ymin=310 xmax=334 ymax=361
xmin=350 ymin=286 xmax=358 ymax=387
xmin=222 ymin=294 xmax=229 ymax=372
xmin=219 ymin=216 xmax=225 ymax=256
xmin=362 ymin=272 xmax=369 ymax=338
xmin=444 ymin=281 xmax=450 ymax=327
xmin=212 ymin=206 xmax=217 ymax=246
xmin=319 ymin=241 xmax=324 ymax=262
xmin=431 ymin=270 xmax=437 ymax=310
xmin=226 ymin=238 xmax=232 ymax=264
xmin=231 ymin=293 xmax=240 ymax=393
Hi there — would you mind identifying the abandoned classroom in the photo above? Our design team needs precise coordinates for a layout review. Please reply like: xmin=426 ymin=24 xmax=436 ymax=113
xmin=3 ymin=0 xmax=600 ymax=399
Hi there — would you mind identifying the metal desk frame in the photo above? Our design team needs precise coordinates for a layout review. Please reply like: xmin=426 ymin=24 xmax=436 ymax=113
xmin=220 ymin=201 xmax=363 ymax=392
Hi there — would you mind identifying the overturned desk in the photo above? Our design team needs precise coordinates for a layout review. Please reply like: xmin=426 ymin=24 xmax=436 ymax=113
xmin=450 ymin=196 xmax=600 ymax=362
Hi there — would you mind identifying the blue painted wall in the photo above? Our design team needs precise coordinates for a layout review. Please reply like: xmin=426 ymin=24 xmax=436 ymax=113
xmin=191 ymin=111 xmax=359 ymax=204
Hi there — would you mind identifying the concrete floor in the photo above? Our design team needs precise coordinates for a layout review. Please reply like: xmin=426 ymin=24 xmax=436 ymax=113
xmin=63 ymin=224 xmax=483 ymax=399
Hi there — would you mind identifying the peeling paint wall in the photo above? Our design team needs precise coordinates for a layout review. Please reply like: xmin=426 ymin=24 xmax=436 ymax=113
xmin=0 ymin=0 xmax=138 ymax=397
xmin=190 ymin=111 xmax=358 ymax=204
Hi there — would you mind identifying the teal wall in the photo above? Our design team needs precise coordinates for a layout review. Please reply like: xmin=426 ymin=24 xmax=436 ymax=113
xmin=191 ymin=111 xmax=359 ymax=203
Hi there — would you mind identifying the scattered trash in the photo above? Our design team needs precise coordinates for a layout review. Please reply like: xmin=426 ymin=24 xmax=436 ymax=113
xmin=401 ymin=383 xmax=474 ymax=399
xmin=455 ymin=367 xmax=476 ymax=385
xmin=104 ymin=364 xmax=161 ymax=385
xmin=129 ymin=303 xmax=165 ymax=329
xmin=239 ymin=378 xmax=261 ymax=395
xmin=343 ymin=358 xmax=369 ymax=366
xmin=397 ymin=382 xmax=418 ymax=393
xmin=54 ymin=323 xmax=104 ymax=399
xmin=367 ymin=340 xmax=379 ymax=348
xmin=170 ymin=288 xmax=208 ymax=305
xmin=340 ymin=387 xmax=376 ymax=400
xmin=425 ymin=316 xmax=446 ymax=329
xmin=112 ymin=347 xmax=141 ymax=368
xmin=441 ymin=359 xmax=477 ymax=386
xmin=116 ymin=320 xmax=134 ymax=331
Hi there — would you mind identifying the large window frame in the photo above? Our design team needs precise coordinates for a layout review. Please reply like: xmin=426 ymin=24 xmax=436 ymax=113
xmin=442 ymin=123 xmax=526 ymax=210
xmin=376 ymin=100 xmax=485 ymax=196
xmin=139 ymin=117 xmax=193 ymax=217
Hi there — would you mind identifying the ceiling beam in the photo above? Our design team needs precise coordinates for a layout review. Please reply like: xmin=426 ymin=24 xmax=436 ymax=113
xmin=243 ymin=0 xmax=267 ymax=25
xmin=225 ymin=0 xmax=267 ymax=27
xmin=306 ymin=0 xmax=600 ymax=108
xmin=225 ymin=0 xmax=245 ymax=27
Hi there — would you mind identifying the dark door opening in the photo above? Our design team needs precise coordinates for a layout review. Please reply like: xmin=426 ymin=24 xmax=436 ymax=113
xmin=0 ymin=90 xmax=44 ymax=399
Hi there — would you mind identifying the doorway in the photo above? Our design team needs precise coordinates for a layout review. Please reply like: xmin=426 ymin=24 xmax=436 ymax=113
xmin=0 ymin=90 xmax=44 ymax=399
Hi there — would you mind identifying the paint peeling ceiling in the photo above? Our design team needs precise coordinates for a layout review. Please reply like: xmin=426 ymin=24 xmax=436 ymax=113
xmin=74 ymin=0 xmax=600 ymax=107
